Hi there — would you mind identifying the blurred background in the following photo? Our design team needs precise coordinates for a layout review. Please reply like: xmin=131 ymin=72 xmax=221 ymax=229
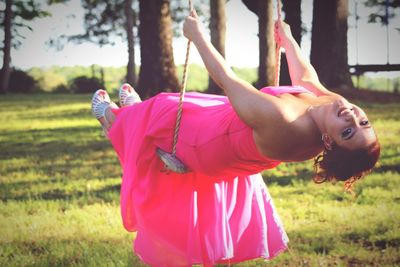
xmin=1 ymin=0 xmax=399 ymax=96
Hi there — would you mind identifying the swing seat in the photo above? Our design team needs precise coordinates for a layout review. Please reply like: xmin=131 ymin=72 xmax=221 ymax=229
xmin=156 ymin=147 xmax=188 ymax=173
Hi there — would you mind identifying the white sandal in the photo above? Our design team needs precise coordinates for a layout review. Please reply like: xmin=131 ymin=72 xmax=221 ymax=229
xmin=91 ymin=89 xmax=117 ymax=135
xmin=119 ymin=83 xmax=142 ymax=107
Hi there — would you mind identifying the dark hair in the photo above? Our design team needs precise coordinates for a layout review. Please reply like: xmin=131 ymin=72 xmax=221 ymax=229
xmin=313 ymin=140 xmax=381 ymax=191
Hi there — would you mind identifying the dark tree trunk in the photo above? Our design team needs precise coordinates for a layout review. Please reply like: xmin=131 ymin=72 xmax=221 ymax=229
xmin=280 ymin=0 xmax=302 ymax=85
xmin=310 ymin=0 xmax=353 ymax=89
xmin=257 ymin=0 xmax=275 ymax=87
xmin=138 ymin=0 xmax=180 ymax=98
xmin=282 ymin=0 xmax=302 ymax=43
xmin=242 ymin=0 xmax=275 ymax=87
xmin=207 ymin=0 xmax=226 ymax=95
xmin=125 ymin=0 xmax=137 ymax=86
xmin=0 ymin=0 xmax=12 ymax=94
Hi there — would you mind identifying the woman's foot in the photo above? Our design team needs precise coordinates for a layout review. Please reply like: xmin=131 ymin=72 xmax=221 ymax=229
xmin=119 ymin=83 xmax=142 ymax=107
xmin=91 ymin=89 xmax=118 ymax=135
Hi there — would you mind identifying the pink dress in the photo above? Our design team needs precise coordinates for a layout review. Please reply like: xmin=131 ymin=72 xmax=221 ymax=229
xmin=108 ymin=86 xmax=311 ymax=266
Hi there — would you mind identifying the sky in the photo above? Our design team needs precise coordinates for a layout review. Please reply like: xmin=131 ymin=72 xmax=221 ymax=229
xmin=3 ymin=0 xmax=400 ymax=75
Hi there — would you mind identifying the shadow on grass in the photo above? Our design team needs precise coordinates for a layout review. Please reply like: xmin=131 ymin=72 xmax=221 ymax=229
xmin=0 ymin=238 xmax=146 ymax=267
xmin=19 ymin=109 xmax=91 ymax=121
xmin=0 ymin=126 xmax=110 ymax=161
xmin=1 ymin=183 xmax=121 ymax=203
xmin=3 ymin=159 xmax=119 ymax=177
xmin=374 ymin=164 xmax=400 ymax=173
xmin=1 ymin=125 xmax=123 ymax=203
xmin=263 ymin=168 xmax=314 ymax=186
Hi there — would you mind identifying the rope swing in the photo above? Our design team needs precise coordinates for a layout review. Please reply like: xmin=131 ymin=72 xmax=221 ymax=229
xmin=157 ymin=0 xmax=282 ymax=173
xmin=156 ymin=0 xmax=193 ymax=173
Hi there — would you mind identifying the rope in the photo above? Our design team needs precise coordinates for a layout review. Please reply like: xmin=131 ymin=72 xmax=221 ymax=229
xmin=171 ymin=0 xmax=193 ymax=156
xmin=274 ymin=0 xmax=282 ymax=87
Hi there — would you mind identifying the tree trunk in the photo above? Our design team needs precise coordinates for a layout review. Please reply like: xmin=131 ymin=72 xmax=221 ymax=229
xmin=242 ymin=0 xmax=275 ymax=88
xmin=280 ymin=0 xmax=301 ymax=85
xmin=258 ymin=0 xmax=275 ymax=87
xmin=310 ymin=0 xmax=353 ymax=89
xmin=138 ymin=0 xmax=180 ymax=98
xmin=125 ymin=0 xmax=136 ymax=87
xmin=207 ymin=0 xmax=226 ymax=95
xmin=0 ymin=0 xmax=12 ymax=94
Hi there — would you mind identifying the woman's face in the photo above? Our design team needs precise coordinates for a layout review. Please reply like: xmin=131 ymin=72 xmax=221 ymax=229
xmin=324 ymin=98 xmax=376 ymax=150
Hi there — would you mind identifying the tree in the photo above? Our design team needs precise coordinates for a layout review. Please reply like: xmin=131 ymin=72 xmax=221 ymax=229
xmin=138 ymin=0 xmax=179 ymax=98
xmin=310 ymin=0 xmax=353 ymax=88
xmin=0 ymin=0 xmax=12 ymax=94
xmin=207 ymin=0 xmax=226 ymax=95
xmin=280 ymin=0 xmax=302 ymax=85
xmin=125 ymin=0 xmax=136 ymax=86
xmin=365 ymin=0 xmax=400 ymax=25
xmin=65 ymin=0 xmax=137 ymax=87
xmin=242 ymin=0 xmax=275 ymax=87
xmin=0 ymin=0 xmax=59 ymax=94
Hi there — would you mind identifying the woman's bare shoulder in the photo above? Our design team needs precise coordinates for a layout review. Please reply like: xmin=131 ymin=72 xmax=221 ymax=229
xmin=253 ymin=93 xmax=325 ymax=161
xmin=253 ymin=117 xmax=323 ymax=161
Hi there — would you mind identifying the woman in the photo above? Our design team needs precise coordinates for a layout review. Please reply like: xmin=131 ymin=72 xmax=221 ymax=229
xmin=91 ymin=12 xmax=380 ymax=267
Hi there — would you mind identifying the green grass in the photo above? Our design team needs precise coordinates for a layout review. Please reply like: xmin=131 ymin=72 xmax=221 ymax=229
xmin=1 ymin=93 xmax=399 ymax=266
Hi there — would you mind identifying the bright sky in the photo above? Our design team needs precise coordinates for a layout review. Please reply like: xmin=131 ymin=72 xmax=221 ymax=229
xmin=4 ymin=0 xmax=400 ymax=73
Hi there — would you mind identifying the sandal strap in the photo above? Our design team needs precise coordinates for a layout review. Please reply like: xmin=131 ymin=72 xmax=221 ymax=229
xmin=92 ymin=102 xmax=110 ymax=120
xmin=123 ymin=94 xmax=141 ymax=106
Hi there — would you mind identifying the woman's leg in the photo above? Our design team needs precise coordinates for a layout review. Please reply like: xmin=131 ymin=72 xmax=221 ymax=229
xmin=97 ymin=105 xmax=117 ymax=131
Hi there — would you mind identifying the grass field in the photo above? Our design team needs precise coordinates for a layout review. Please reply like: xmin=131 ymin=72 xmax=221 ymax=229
xmin=0 ymin=93 xmax=399 ymax=266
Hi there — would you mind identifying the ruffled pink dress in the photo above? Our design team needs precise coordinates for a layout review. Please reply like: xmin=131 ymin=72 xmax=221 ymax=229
xmin=108 ymin=86 xmax=311 ymax=266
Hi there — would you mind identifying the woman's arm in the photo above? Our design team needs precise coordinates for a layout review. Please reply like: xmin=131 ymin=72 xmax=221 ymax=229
xmin=183 ymin=11 xmax=288 ymax=130
xmin=275 ymin=21 xmax=340 ymax=97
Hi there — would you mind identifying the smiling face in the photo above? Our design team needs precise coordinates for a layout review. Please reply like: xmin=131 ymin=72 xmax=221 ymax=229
xmin=323 ymin=98 xmax=377 ymax=150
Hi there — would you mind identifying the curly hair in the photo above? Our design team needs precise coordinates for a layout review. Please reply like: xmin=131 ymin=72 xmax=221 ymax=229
xmin=313 ymin=140 xmax=381 ymax=191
